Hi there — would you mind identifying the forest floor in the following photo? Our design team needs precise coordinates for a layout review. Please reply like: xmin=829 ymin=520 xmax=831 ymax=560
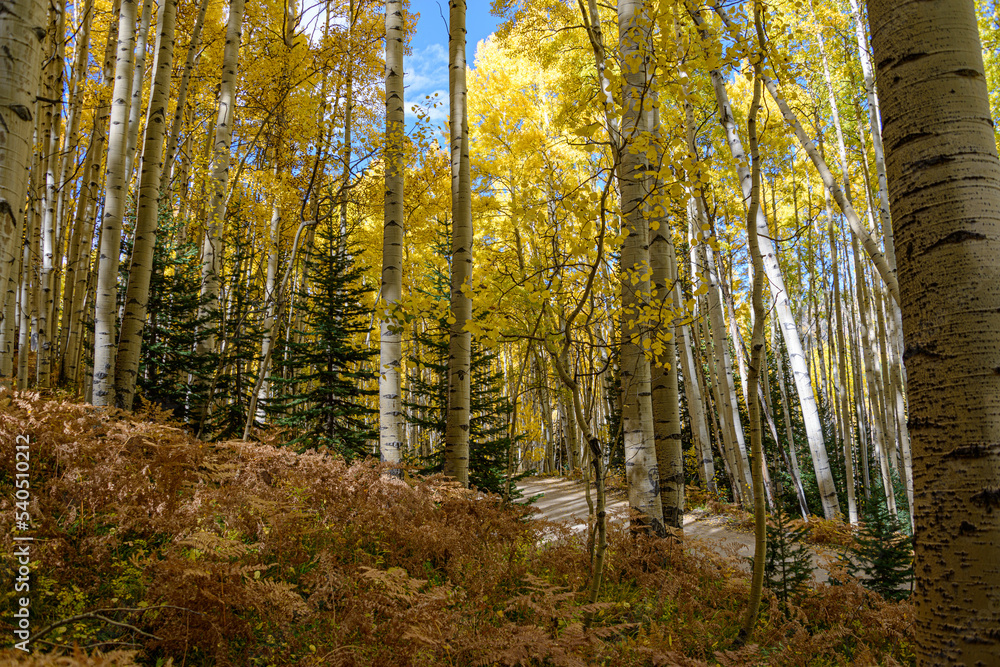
xmin=518 ymin=476 xmax=832 ymax=583
xmin=0 ymin=393 xmax=912 ymax=666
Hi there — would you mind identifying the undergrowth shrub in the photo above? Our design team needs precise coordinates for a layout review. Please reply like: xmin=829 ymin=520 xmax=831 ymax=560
xmin=1 ymin=392 xmax=914 ymax=665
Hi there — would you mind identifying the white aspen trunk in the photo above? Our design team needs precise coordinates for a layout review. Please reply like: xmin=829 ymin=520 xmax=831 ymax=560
xmin=161 ymin=0 xmax=208 ymax=188
xmin=113 ymin=0 xmax=177 ymax=410
xmin=757 ymin=71 xmax=898 ymax=304
xmin=828 ymin=204 xmax=858 ymax=523
xmin=0 ymin=0 xmax=47 ymax=316
xmin=647 ymin=101 xmax=684 ymax=530
xmin=123 ymin=0 xmax=153 ymax=184
xmin=771 ymin=319 xmax=811 ymax=519
xmin=63 ymin=4 xmax=115 ymax=388
xmin=699 ymin=29 xmax=841 ymax=518
xmin=16 ymin=219 xmax=33 ymax=388
xmin=91 ymin=0 xmax=140 ymax=406
xmin=380 ymin=0 xmax=404 ymax=467
xmin=616 ymin=0 xmax=663 ymax=532
xmin=869 ymin=0 xmax=1000 ymax=659
xmin=0 ymin=201 xmax=24 ymax=383
xmin=848 ymin=0 xmax=896 ymax=278
xmin=680 ymin=202 xmax=715 ymax=494
xmin=852 ymin=232 xmax=897 ymax=517
xmin=443 ymin=0 xmax=472 ymax=486
xmin=708 ymin=245 xmax=754 ymax=498
xmin=704 ymin=0 xmax=897 ymax=307
xmin=35 ymin=1 xmax=63 ymax=389
xmin=195 ymin=0 xmax=244 ymax=361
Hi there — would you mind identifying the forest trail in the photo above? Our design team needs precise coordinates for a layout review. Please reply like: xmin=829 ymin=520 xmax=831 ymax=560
xmin=518 ymin=476 xmax=831 ymax=583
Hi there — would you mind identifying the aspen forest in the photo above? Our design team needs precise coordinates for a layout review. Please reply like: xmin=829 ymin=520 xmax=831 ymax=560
xmin=2 ymin=0 xmax=1000 ymax=663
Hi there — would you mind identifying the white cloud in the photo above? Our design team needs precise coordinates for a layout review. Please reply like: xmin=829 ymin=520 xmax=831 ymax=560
xmin=405 ymin=43 xmax=449 ymax=99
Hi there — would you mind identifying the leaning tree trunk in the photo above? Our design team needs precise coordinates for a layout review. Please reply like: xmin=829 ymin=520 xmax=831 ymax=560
xmin=869 ymin=1 xmax=1000 ymax=661
xmin=0 ymin=0 xmax=48 ymax=317
xmin=113 ymin=0 xmax=178 ymax=410
xmin=161 ymin=0 xmax=209 ymax=189
xmin=380 ymin=0 xmax=404 ymax=468
xmin=443 ymin=0 xmax=472 ymax=487
xmin=194 ymin=0 xmax=245 ymax=386
xmin=695 ymin=9 xmax=840 ymax=518
xmin=123 ymin=0 xmax=153 ymax=183
xmin=91 ymin=0 xmax=140 ymax=406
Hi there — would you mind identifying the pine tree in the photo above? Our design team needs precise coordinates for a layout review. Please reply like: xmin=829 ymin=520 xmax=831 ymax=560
xmin=203 ymin=223 xmax=265 ymax=440
xmin=404 ymin=224 xmax=526 ymax=495
xmin=846 ymin=494 xmax=913 ymax=601
xmin=137 ymin=210 xmax=215 ymax=421
xmin=266 ymin=217 xmax=376 ymax=459
xmin=763 ymin=503 xmax=813 ymax=611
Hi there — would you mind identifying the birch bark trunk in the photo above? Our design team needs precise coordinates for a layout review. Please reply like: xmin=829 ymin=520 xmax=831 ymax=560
xmin=869 ymin=0 xmax=1000 ymax=659
xmin=0 ymin=0 xmax=47 ymax=317
xmin=616 ymin=0 xmax=663 ymax=532
xmin=161 ymin=0 xmax=208 ymax=188
xmin=113 ymin=0 xmax=178 ymax=409
xmin=380 ymin=0 xmax=405 ymax=466
xmin=694 ymin=9 xmax=839 ymax=517
xmin=194 ymin=0 xmax=244 ymax=368
xmin=444 ymin=0 xmax=472 ymax=486
xmin=91 ymin=0 xmax=140 ymax=405
xmin=123 ymin=0 xmax=153 ymax=183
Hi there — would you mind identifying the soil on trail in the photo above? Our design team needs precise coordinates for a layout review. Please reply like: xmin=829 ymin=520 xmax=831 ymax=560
xmin=518 ymin=476 xmax=831 ymax=583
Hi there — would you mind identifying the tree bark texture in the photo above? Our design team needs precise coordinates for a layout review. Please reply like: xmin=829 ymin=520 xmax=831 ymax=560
xmin=869 ymin=0 xmax=1000 ymax=661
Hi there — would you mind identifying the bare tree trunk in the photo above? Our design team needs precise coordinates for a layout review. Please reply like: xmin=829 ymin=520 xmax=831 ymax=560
xmin=113 ymin=0 xmax=178 ymax=410
xmin=91 ymin=0 xmax=140 ymax=406
xmin=615 ymin=0 xmax=663 ymax=533
xmin=869 ymin=0 xmax=1000 ymax=660
xmin=380 ymin=0 xmax=405 ymax=467
xmin=444 ymin=0 xmax=472 ymax=486
xmin=695 ymin=12 xmax=840 ymax=518
xmin=193 ymin=0 xmax=245 ymax=414
xmin=161 ymin=0 xmax=209 ymax=188
xmin=123 ymin=0 xmax=153 ymax=183
xmin=0 ymin=0 xmax=47 ymax=322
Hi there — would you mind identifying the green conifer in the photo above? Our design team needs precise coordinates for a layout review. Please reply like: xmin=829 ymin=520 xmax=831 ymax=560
xmin=265 ymin=216 xmax=377 ymax=458
xmin=846 ymin=495 xmax=914 ymax=601
xmin=764 ymin=502 xmax=813 ymax=610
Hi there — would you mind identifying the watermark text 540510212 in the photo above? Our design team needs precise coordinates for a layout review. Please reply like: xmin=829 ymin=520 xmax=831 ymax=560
xmin=12 ymin=433 xmax=33 ymax=652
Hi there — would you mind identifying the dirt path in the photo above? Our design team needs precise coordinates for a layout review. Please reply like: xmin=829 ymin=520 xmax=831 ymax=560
xmin=518 ymin=476 xmax=831 ymax=583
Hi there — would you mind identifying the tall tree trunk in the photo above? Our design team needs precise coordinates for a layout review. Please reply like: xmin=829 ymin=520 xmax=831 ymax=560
xmin=647 ymin=101 xmax=684 ymax=530
xmin=869 ymin=0 xmax=1000 ymax=661
xmin=444 ymin=0 xmax=472 ymax=486
xmin=616 ymin=0 xmax=663 ymax=533
xmin=91 ymin=0 xmax=140 ymax=406
xmin=381 ymin=0 xmax=405 ymax=467
xmin=0 ymin=0 xmax=47 ymax=318
xmin=113 ymin=0 xmax=178 ymax=410
xmin=696 ymin=15 xmax=840 ymax=518
xmin=161 ymin=0 xmax=208 ymax=188
xmin=123 ymin=0 xmax=153 ymax=184
xmin=742 ymin=9 xmax=766 ymax=634
xmin=35 ymin=0 xmax=64 ymax=389
xmin=194 ymin=0 xmax=245 ymax=402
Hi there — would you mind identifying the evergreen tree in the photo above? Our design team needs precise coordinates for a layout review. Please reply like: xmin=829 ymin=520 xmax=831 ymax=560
xmin=266 ymin=217 xmax=376 ymax=459
xmin=137 ymin=209 xmax=216 ymax=421
xmin=845 ymin=494 xmax=914 ymax=601
xmin=763 ymin=502 xmax=813 ymax=611
xmin=403 ymin=221 xmax=527 ymax=495
xmin=203 ymin=216 xmax=266 ymax=440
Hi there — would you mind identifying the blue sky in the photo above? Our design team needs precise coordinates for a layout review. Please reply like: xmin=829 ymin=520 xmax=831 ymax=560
xmin=406 ymin=1 xmax=502 ymax=122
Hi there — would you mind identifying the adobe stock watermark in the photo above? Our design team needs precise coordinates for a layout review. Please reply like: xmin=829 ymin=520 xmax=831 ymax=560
xmin=12 ymin=433 xmax=32 ymax=652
